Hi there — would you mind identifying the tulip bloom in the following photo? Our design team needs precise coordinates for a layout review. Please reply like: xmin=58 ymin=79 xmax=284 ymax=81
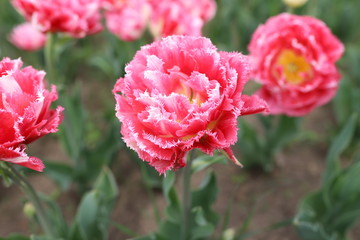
xmin=12 ymin=0 xmax=102 ymax=38
xmin=0 ymin=58 xmax=63 ymax=171
xmin=283 ymin=0 xmax=308 ymax=8
xmin=249 ymin=13 xmax=344 ymax=116
xmin=113 ymin=35 xmax=267 ymax=174
xmin=148 ymin=0 xmax=216 ymax=38
xmin=104 ymin=0 xmax=151 ymax=41
xmin=9 ymin=23 xmax=47 ymax=51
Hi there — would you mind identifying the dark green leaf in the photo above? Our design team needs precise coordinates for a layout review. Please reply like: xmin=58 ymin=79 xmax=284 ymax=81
xmin=36 ymin=194 xmax=68 ymax=238
xmin=0 ymin=235 xmax=30 ymax=240
xmin=163 ymin=171 xmax=175 ymax=195
xmin=191 ymin=224 xmax=215 ymax=239
xmin=30 ymin=237 xmax=63 ymax=240
xmin=268 ymin=115 xmax=301 ymax=152
xmin=323 ymin=114 xmax=357 ymax=185
xmin=69 ymin=168 xmax=118 ymax=240
xmin=43 ymin=161 xmax=74 ymax=190
xmin=157 ymin=221 xmax=182 ymax=240
xmin=294 ymin=192 xmax=333 ymax=240
xmin=190 ymin=171 xmax=219 ymax=237
xmin=192 ymin=171 xmax=218 ymax=213
xmin=93 ymin=167 xmax=119 ymax=199
xmin=130 ymin=235 xmax=157 ymax=240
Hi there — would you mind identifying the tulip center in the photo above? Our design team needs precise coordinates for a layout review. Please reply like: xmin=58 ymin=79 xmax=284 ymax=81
xmin=177 ymin=84 xmax=204 ymax=105
xmin=169 ymin=69 xmax=205 ymax=105
xmin=275 ymin=49 xmax=312 ymax=85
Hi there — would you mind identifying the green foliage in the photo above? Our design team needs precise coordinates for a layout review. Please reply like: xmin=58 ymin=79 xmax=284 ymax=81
xmin=191 ymin=154 xmax=227 ymax=174
xmin=133 ymin=169 xmax=219 ymax=240
xmin=46 ymin=86 xmax=123 ymax=192
xmin=17 ymin=168 xmax=119 ymax=240
xmin=30 ymin=237 xmax=63 ymax=240
xmin=69 ymin=167 xmax=118 ymax=240
xmin=334 ymin=46 xmax=360 ymax=129
xmin=236 ymin=115 xmax=301 ymax=172
xmin=1 ymin=0 xmax=360 ymax=239
xmin=323 ymin=115 xmax=357 ymax=185
xmin=294 ymin=115 xmax=360 ymax=240
xmin=0 ymin=235 xmax=30 ymax=240
xmin=37 ymin=194 xmax=68 ymax=239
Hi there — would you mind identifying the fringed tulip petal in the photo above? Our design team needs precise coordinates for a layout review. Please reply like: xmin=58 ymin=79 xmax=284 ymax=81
xmin=249 ymin=13 xmax=344 ymax=116
xmin=0 ymin=58 xmax=63 ymax=171
xmin=114 ymin=36 xmax=267 ymax=174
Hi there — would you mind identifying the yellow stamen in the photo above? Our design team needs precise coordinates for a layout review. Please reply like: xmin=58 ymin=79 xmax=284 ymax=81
xmin=275 ymin=49 xmax=312 ymax=85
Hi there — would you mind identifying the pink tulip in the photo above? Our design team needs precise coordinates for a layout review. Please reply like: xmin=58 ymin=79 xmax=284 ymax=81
xmin=104 ymin=0 xmax=151 ymax=41
xmin=113 ymin=36 xmax=267 ymax=174
xmin=9 ymin=23 xmax=47 ymax=51
xmin=249 ymin=13 xmax=344 ymax=116
xmin=0 ymin=58 xmax=63 ymax=171
xmin=148 ymin=0 xmax=216 ymax=38
xmin=12 ymin=0 xmax=102 ymax=38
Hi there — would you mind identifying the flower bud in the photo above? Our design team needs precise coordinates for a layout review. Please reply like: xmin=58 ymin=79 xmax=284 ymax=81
xmin=283 ymin=0 xmax=308 ymax=8
xmin=222 ymin=228 xmax=236 ymax=240
xmin=23 ymin=202 xmax=36 ymax=219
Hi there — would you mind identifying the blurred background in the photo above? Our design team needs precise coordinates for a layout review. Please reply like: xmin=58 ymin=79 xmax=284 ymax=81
xmin=0 ymin=0 xmax=360 ymax=239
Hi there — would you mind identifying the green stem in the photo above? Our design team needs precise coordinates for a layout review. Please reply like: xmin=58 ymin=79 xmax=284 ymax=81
xmin=182 ymin=151 xmax=194 ymax=240
xmin=286 ymin=6 xmax=295 ymax=14
xmin=139 ymin=164 xmax=161 ymax=225
xmin=44 ymin=33 xmax=56 ymax=84
xmin=3 ymin=163 xmax=55 ymax=237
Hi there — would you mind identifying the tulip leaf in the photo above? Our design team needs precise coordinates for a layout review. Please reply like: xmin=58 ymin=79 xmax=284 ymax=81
xmin=43 ymin=161 xmax=74 ymax=190
xmin=157 ymin=221 xmax=182 ymax=240
xmin=162 ymin=171 xmax=181 ymax=223
xmin=323 ymin=114 xmax=357 ymax=185
xmin=0 ymin=235 xmax=30 ymax=240
xmin=294 ymin=117 xmax=360 ymax=240
xmin=191 ymin=207 xmax=215 ymax=239
xmin=191 ymin=154 xmax=227 ymax=174
xmin=267 ymin=115 xmax=301 ymax=152
xmin=30 ymin=237 xmax=63 ymax=240
xmin=131 ymin=235 xmax=157 ymax=240
xmin=69 ymin=167 xmax=118 ymax=240
xmin=190 ymin=171 xmax=219 ymax=238
xmin=37 ymin=194 xmax=68 ymax=238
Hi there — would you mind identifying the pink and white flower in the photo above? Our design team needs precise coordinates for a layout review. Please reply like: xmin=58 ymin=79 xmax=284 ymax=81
xmin=0 ymin=58 xmax=63 ymax=171
xmin=9 ymin=22 xmax=47 ymax=51
xmin=249 ymin=13 xmax=344 ymax=116
xmin=113 ymin=35 xmax=267 ymax=174
xmin=104 ymin=0 xmax=151 ymax=41
xmin=12 ymin=0 xmax=103 ymax=38
xmin=148 ymin=0 xmax=216 ymax=39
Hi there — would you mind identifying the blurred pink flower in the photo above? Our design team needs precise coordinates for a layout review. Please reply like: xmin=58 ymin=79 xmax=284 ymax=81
xmin=12 ymin=0 xmax=102 ymax=38
xmin=104 ymin=0 xmax=151 ymax=41
xmin=0 ymin=58 xmax=63 ymax=171
xmin=113 ymin=35 xmax=267 ymax=174
xmin=148 ymin=0 xmax=216 ymax=38
xmin=101 ymin=0 xmax=127 ymax=9
xmin=249 ymin=13 xmax=344 ymax=116
xmin=9 ymin=22 xmax=47 ymax=51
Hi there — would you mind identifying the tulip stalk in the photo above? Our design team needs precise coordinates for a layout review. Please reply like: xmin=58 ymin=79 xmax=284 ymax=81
xmin=286 ymin=6 xmax=295 ymax=13
xmin=182 ymin=151 xmax=194 ymax=240
xmin=1 ymin=163 xmax=55 ymax=237
xmin=44 ymin=33 xmax=56 ymax=84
